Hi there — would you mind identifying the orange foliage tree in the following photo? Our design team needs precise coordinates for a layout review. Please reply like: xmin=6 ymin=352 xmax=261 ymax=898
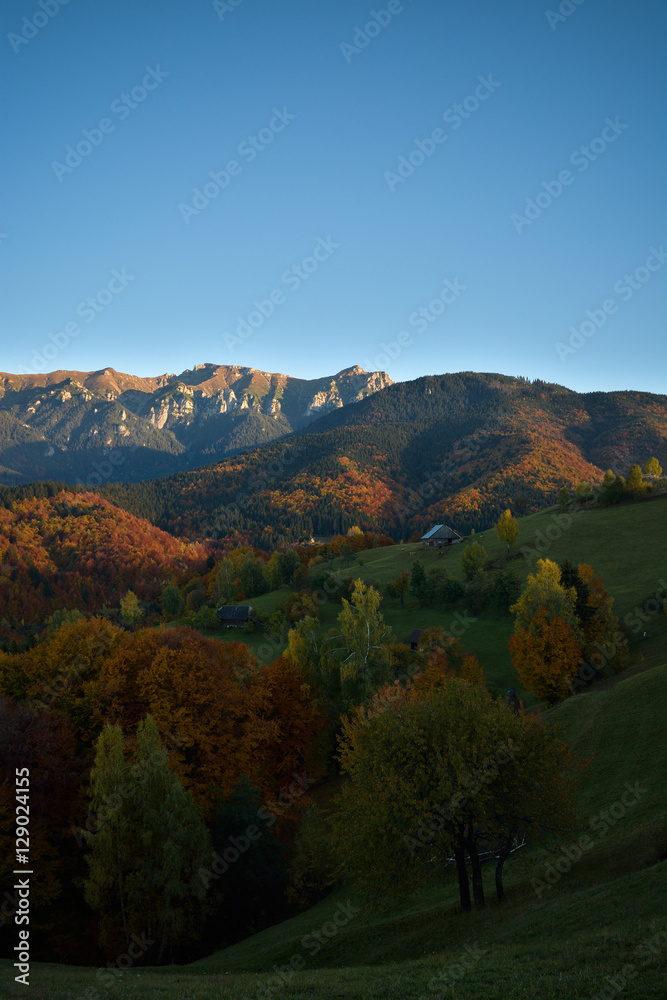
xmin=91 ymin=628 xmax=322 ymax=816
xmin=509 ymin=559 xmax=582 ymax=703
xmin=509 ymin=608 xmax=582 ymax=703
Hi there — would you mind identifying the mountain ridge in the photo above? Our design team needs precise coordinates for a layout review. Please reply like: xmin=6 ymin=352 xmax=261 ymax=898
xmin=0 ymin=363 xmax=392 ymax=484
xmin=92 ymin=371 xmax=667 ymax=545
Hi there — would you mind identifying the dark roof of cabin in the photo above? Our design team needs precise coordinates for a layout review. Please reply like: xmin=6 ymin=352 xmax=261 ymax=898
xmin=217 ymin=605 xmax=252 ymax=621
xmin=408 ymin=628 xmax=424 ymax=645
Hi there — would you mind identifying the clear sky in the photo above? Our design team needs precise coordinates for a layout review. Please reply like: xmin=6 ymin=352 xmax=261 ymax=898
xmin=2 ymin=0 xmax=665 ymax=393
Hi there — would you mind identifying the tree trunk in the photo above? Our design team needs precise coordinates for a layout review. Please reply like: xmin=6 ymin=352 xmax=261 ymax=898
xmin=467 ymin=820 xmax=485 ymax=909
xmin=453 ymin=846 xmax=471 ymax=912
xmin=469 ymin=844 xmax=485 ymax=909
xmin=495 ymin=852 xmax=507 ymax=904
xmin=495 ymin=831 xmax=516 ymax=904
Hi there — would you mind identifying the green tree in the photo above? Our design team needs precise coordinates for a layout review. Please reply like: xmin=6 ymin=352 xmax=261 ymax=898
xmin=83 ymin=724 xmax=132 ymax=950
xmin=643 ymin=457 xmax=662 ymax=477
xmin=216 ymin=558 xmax=238 ymax=605
xmin=43 ymin=607 xmax=84 ymax=636
xmin=330 ymin=580 xmax=393 ymax=703
xmin=494 ymin=509 xmax=520 ymax=556
xmin=557 ymin=486 xmax=570 ymax=509
xmin=84 ymin=717 xmax=210 ymax=964
xmin=185 ymin=585 xmax=205 ymax=613
xmin=442 ymin=577 xmax=465 ymax=605
xmin=388 ymin=572 xmax=410 ymax=608
xmin=239 ymin=553 xmax=267 ymax=598
xmin=120 ymin=590 xmax=143 ymax=630
xmin=599 ymin=473 xmax=626 ymax=506
xmin=425 ymin=566 xmax=448 ymax=606
xmin=129 ymin=716 xmax=209 ymax=964
xmin=333 ymin=679 xmax=580 ymax=912
xmin=276 ymin=549 xmax=301 ymax=586
xmin=287 ymin=616 xmax=339 ymax=726
xmin=460 ymin=540 xmax=487 ymax=580
xmin=161 ymin=583 xmax=184 ymax=619
xmin=489 ymin=571 xmax=521 ymax=617
xmin=626 ymin=464 xmax=645 ymax=496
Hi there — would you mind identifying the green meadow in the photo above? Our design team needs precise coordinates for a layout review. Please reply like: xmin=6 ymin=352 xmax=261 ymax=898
xmin=6 ymin=496 xmax=664 ymax=998
xmin=212 ymin=495 xmax=667 ymax=704
xmin=5 ymin=659 xmax=666 ymax=998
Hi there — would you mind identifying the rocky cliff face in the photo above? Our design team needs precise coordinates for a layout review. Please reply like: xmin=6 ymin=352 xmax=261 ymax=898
xmin=0 ymin=363 xmax=392 ymax=484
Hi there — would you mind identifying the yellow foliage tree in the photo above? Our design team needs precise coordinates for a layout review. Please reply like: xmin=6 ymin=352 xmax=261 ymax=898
xmin=494 ymin=509 xmax=520 ymax=556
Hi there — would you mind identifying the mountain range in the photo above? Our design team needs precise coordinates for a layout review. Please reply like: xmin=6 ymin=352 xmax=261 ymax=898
xmin=3 ymin=365 xmax=665 ymax=545
xmin=94 ymin=370 xmax=666 ymax=545
xmin=0 ymin=364 xmax=391 ymax=484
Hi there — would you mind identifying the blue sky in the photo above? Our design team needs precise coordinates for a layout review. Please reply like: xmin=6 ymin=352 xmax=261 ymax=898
xmin=2 ymin=0 xmax=665 ymax=393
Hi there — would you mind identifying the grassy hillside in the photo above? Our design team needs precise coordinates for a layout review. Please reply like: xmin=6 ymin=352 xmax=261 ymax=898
xmin=6 ymin=660 xmax=666 ymax=998
xmin=200 ymin=496 xmax=667 ymax=707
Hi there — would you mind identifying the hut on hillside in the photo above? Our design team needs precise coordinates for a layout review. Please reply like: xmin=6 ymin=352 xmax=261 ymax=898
xmin=421 ymin=524 xmax=461 ymax=547
xmin=217 ymin=605 xmax=253 ymax=628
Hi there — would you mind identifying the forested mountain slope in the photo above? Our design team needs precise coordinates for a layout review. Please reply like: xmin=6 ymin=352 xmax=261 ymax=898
xmin=93 ymin=372 xmax=667 ymax=544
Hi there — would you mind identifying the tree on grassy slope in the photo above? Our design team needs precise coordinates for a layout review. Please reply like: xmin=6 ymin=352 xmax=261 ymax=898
xmin=333 ymin=678 xmax=580 ymax=912
xmin=509 ymin=558 xmax=582 ymax=703
xmin=325 ymin=580 xmax=393 ymax=706
xmin=494 ymin=509 xmax=520 ymax=556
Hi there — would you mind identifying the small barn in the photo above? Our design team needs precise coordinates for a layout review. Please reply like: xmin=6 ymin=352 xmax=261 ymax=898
xmin=421 ymin=524 xmax=461 ymax=547
xmin=217 ymin=605 xmax=253 ymax=628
